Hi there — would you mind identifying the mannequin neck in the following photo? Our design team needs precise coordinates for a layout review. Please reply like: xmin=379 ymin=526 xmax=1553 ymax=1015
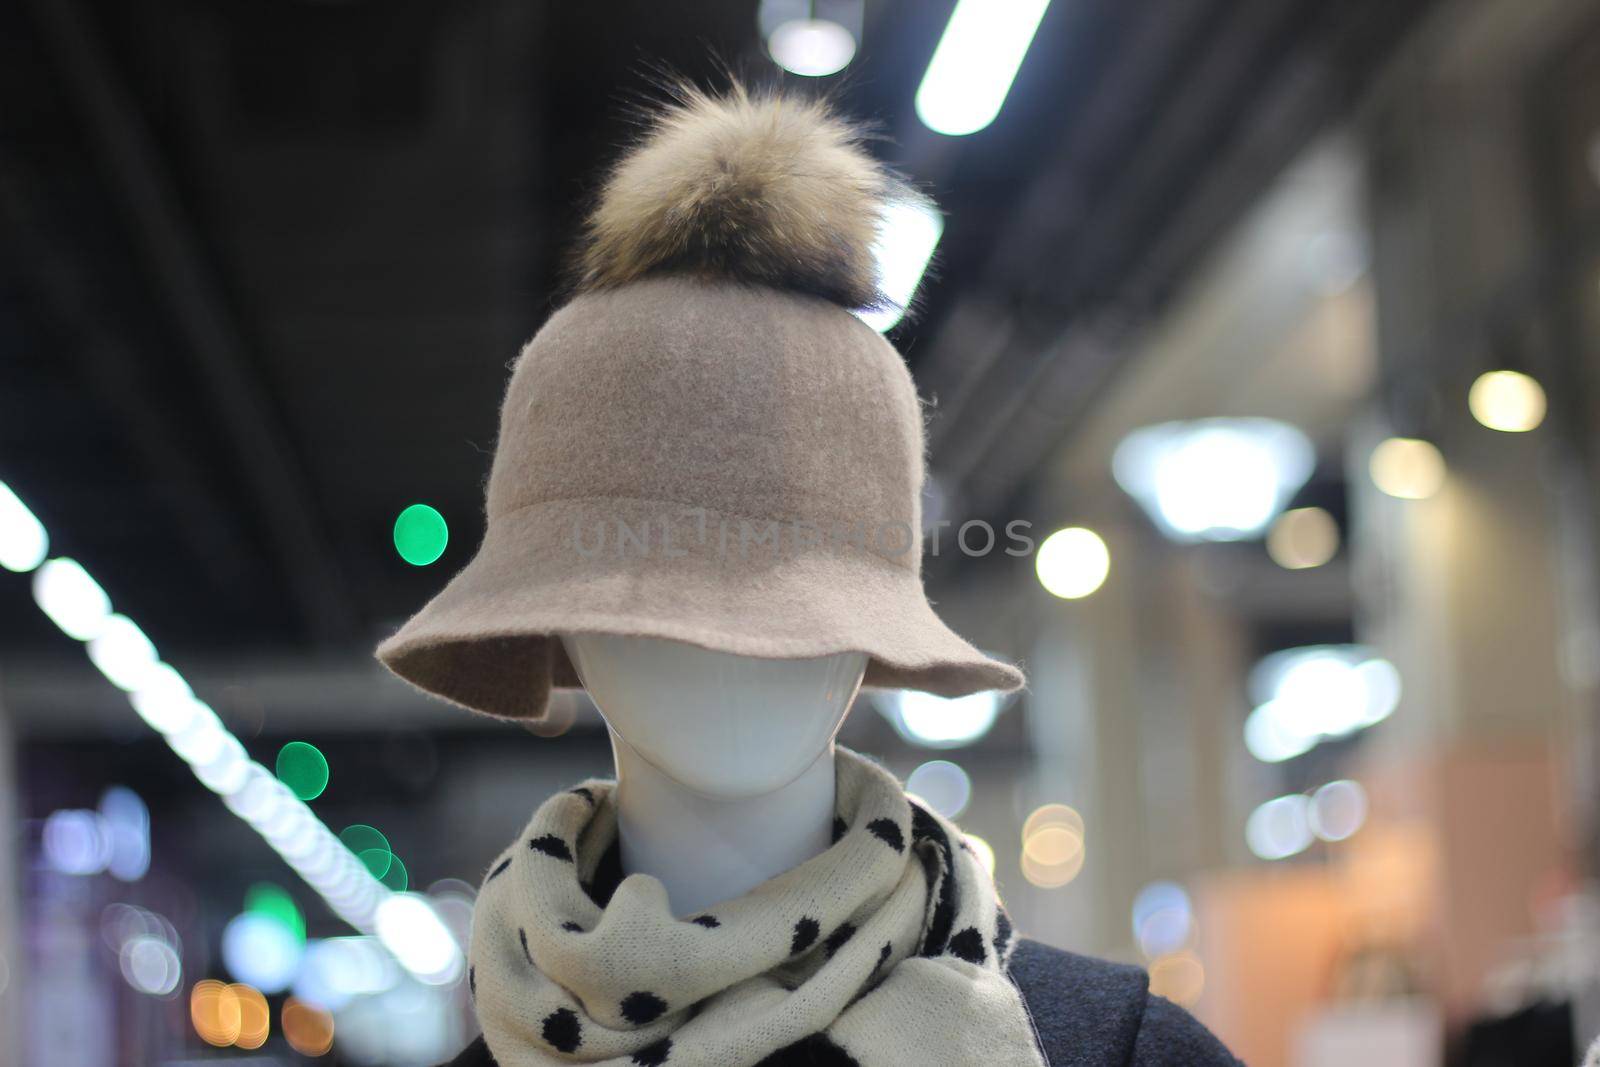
xmin=609 ymin=733 xmax=837 ymax=916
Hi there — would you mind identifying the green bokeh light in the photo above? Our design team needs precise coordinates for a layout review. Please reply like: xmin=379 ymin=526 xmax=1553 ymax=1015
xmin=357 ymin=847 xmax=394 ymax=879
xmin=393 ymin=503 xmax=448 ymax=566
xmin=275 ymin=741 xmax=329 ymax=801
xmin=340 ymin=824 xmax=389 ymax=859
xmin=378 ymin=853 xmax=408 ymax=892
xmin=245 ymin=882 xmax=305 ymax=942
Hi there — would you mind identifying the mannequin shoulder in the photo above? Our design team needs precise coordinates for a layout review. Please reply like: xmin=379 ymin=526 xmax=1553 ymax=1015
xmin=1007 ymin=938 xmax=1243 ymax=1066
xmin=440 ymin=941 xmax=1241 ymax=1067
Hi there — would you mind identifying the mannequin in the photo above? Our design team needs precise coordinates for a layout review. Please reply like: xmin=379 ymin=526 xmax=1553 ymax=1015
xmin=440 ymin=633 xmax=1245 ymax=1066
xmin=562 ymin=634 xmax=868 ymax=916
xmin=391 ymin=85 xmax=1241 ymax=1066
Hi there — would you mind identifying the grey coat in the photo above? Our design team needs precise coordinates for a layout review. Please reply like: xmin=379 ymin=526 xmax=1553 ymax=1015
xmin=442 ymin=938 xmax=1242 ymax=1066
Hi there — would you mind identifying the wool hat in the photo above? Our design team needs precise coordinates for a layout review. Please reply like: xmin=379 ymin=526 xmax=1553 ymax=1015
xmin=376 ymin=84 xmax=1024 ymax=720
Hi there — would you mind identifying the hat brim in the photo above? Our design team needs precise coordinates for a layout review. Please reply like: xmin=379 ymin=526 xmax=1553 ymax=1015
xmin=376 ymin=498 xmax=1023 ymax=720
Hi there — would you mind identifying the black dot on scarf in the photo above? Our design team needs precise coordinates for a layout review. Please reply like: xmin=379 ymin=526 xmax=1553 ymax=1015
xmin=518 ymin=927 xmax=535 ymax=965
xmin=632 ymin=1036 xmax=673 ymax=1065
xmin=570 ymin=786 xmax=596 ymax=804
xmin=541 ymin=1007 xmax=582 ymax=1053
xmin=831 ymin=816 xmax=848 ymax=843
xmin=994 ymin=908 xmax=1013 ymax=958
xmin=947 ymin=926 xmax=987 ymax=965
xmin=690 ymin=914 xmax=721 ymax=928
xmin=823 ymin=922 xmax=856 ymax=958
xmin=620 ymin=991 xmax=668 ymax=1024
xmin=486 ymin=856 xmax=512 ymax=882
xmin=757 ymin=1034 xmax=862 ymax=1066
xmin=468 ymin=966 xmax=476 ymax=998
xmin=866 ymin=818 xmax=905 ymax=852
xmin=561 ymin=921 xmax=584 ymax=933
xmin=791 ymin=916 xmax=820 ymax=955
xmin=529 ymin=834 xmax=574 ymax=861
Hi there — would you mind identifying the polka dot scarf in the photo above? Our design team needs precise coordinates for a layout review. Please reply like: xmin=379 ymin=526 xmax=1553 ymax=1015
xmin=467 ymin=748 xmax=1046 ymax=1066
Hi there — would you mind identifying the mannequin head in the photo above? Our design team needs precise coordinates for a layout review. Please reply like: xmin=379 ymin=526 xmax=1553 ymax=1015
xmin=561 ymin=634 xmax=867 ymax=799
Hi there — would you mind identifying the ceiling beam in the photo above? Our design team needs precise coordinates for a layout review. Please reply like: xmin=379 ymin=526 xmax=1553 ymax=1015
xmin=25 ymin=0 xmax=359 ymax=646
xmin=929 ymin=0 xmax=1438 ymax=525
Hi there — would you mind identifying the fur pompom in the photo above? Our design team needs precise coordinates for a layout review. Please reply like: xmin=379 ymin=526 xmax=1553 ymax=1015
xmin=577 ymin=82 xmax=928 ymax=312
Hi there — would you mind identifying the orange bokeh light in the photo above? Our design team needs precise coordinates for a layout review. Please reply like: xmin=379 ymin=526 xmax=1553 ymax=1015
xmin=1149 ymin=950 xmax=1206 ymax=1007
xmin=232 ymin=984 xmax=270 ymax=1050
xmin=190 ymin=980 xmax=241 ymax=1047
xmin=190 ymin=980 xmax=272 ymax=1050
xmin=283 ymin=997 xmax=336 ymax=1056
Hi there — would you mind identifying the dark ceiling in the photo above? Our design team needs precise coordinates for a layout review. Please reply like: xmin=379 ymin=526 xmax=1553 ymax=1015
xmin=0 ymin=0 xmax=1432 ymax=672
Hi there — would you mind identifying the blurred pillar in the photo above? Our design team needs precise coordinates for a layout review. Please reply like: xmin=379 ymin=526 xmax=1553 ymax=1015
xmin=1022 ymin=612 xmax=1099 ymax=950
xmin=1021 ymin=505 xmax=1247 ymax=966
xmin=1356 ymin=0 xmax=1597 ymax=1018
xmin=0 ymin=684 xmax=19 ymax=1062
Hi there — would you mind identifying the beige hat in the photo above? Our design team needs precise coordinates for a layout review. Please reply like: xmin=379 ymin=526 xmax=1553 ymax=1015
xmin=376 ymin=85 xmax=1024 ymax=719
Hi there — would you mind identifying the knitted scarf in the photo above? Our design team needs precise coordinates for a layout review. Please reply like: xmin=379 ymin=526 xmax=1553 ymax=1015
xmin=467 ymin=748 xmax=1046 ymax=1066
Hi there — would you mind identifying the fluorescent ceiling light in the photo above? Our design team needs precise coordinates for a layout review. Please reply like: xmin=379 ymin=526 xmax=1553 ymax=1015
xmin=33 ymin=557 xmax=112 ymax=640
xmin=0 ymin=480 xmax=48 ymax=572
xmin=87 ymin=613 xmax=161 ymax=691
xmin=857 ymin=198 xmax=943 ymax=333
xmin=375 ymin=894 xmax=464 ymax=985
xmin=915 ymin=0 xmax=1050 ymax=136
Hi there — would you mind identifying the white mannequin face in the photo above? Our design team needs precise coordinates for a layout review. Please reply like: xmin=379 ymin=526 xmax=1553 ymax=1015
xmin=561 ymin=634 xmax=867 ymax=799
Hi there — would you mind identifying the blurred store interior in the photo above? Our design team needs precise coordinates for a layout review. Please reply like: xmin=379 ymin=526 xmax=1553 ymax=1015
xmin=3 ymin=0 xmax=1600 ymax=1063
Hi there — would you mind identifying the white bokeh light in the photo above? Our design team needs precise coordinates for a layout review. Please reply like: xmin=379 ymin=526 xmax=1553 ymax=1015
xmin=1468 ymin=370 xmax=1546 ymax=433
xmin=120 ymin=935 xmax=182 ymax=996
xmin=767 ymin=18 xmax=856 ymax=77
xmin=43 ymin=809 xmax=111 ymax=875
xmin=1245 ymin=794 xmax=1314 ymax=861
xmin=294 ymin=936 xmax=401 ymax=1012
xmin=100 ymin=786 xmax=151 ymax=882
xmin=222 ymin=912 xmax=304 ymax=993
xmin=1113 ymin=418 xmax=1314 ymax=542
xmin=1035 ymin=527 xmax=1110 ymax=599
xmin=906 ymin=759 xmax=973 ymax=818
xmin=1243 ymin=646 xmax=1401 ymax=763
xmin=1131 ymin=881 xmax=1193 ymax=959
xmin=878 ymin=689 xmax=1003 ymax=749
xmin=1309 ymin=779 xmax=1368 ymax=842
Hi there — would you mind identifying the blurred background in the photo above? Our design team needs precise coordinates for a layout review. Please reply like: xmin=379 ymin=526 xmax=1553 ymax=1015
xmin=2 ymin=0 xmax=1599 ymax=1064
